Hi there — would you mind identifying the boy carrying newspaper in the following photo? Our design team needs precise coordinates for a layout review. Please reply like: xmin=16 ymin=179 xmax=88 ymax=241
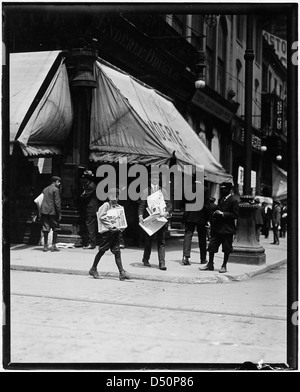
xmin=89 ymin=188 xmax=130 ymax=281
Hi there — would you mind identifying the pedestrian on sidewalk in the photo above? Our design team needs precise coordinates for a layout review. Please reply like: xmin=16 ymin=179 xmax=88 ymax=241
xmin=80 ymin=170 xmax=98 ymax=249
xmin=262 ymin=202 xmax=272 ymax=238
xmin=206 ymin=197 xmax=217 ymax=242
xmin=200 ymin=182 xmax=239 ymax=273
xmin=40 ymin=176 xmax=62 ymax=252
xmin=89 ymin=188 xmax=130 ymax=281
xmin=138 ymin=169 xmax=172 ymax=271
xmin=271 ymin=199 xmax=281 ymax=245
xmin=182 ymin=182 xmax=210 ymax=265
xmin=280 ymin=201 xmax=287 ymax=238
xmin=253 ymin=197 xmax=264 ymax=242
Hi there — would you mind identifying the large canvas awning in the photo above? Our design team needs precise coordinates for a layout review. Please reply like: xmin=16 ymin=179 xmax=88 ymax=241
xmin=90 ymin=60 xmax=233 ymax=184
xmin=272 ymin=164 xmax=287 ymax=200
xmin=10 ymin=51 xmax=73 ymax=156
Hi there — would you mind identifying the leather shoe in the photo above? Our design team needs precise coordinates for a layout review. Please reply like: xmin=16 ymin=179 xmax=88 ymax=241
xmin=83 ymin=245 xmax=96 ymax=249
xmin=200 ymin=259 xmax=208 ymax=264
xmin=182 ymin=257 xmax=191 ymax=265
xmin=89 ymin=268 xmax=103 ymax=279
xmin=143 ymin=261 xmax=151 ymax=267
xmin=159 ymin=263 xmax=167 ymax=271
xmin=219 ymin=266 xmax=227 ymax=273
xmin=119 ymin=270 xmax=130 ymax=281
xmin=199 ymin=262 xmax=214 ymax=271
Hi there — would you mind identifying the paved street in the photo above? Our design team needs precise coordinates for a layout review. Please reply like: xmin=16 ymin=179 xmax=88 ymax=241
xmin=10 ymin=264 xmax=287 ymax=367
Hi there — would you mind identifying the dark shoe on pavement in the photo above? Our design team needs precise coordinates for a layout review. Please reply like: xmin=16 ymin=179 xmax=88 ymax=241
xmin=83 ymin=245 xmax=96 ymax=249
xmin=89 ymin=268 xmax=103 ymax=279
xmin=182 ymin=256 xmax=191 ymax=265
xmin=51 ymin=245 xmax=60 ymax=252
xmin=119 ymin=270 xmax=130 ymax=281
xmin=199 ymin=262 xmax=214 ymax=271
xmin=143 ymin=260 xmax=151 ymax=267
xmin=200 ymin=259 xmax=208 ymax=264
xmin=159 ymin=262 xmax=167 ymax=271
xmin=219 ymin=266 xmax=227 ymax=273
xmin=43 ymin=246 xmax=48 ymax=252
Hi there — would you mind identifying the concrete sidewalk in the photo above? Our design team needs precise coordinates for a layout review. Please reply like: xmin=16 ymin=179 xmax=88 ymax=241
xmin=10 ymin=234 xmax=287 ymax=284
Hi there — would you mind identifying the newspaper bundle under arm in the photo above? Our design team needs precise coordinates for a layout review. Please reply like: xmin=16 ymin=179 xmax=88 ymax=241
xmin=97 ymin=206 xmax=128 ymax=233
xmin=139 ymin=213 xmax=168 ymax=236
xmin=139 ymin=190 xmax=168 ymax=236
xmin=146 ymin=190 xmax=167 ymax=215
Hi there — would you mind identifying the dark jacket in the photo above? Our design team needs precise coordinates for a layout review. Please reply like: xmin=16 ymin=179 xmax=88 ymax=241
xmin=254 ymin=204 xmax=264 ymax=226
xmin=211 ymin=194 xmax=239 ymax=235
xmin=80 ymin=179 xmax=98 ymax=214
xmin=272 ymin=204 xmax=281 ymax=227
xmin=41 ymin=183 xmax=61 ymax=217
xmin=183 ymin=186 xmax=210 ymax=225
xmin=263 ymin=206 xmax=272 ymax=227
xmin=138 ymin=186 xmax=172 ymax=219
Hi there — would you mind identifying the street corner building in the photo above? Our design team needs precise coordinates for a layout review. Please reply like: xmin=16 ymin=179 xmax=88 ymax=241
xmin=5 ymin=8 xmax=288 ymax=247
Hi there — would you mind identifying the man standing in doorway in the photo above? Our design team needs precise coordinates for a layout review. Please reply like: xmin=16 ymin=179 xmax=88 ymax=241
xmin=80 ymin=170 xmax=98 ymax=249
xmin=200 ymin=182 xmax=239 ymax=273
xmin=40 ymin=176 xmax=62 ymax=252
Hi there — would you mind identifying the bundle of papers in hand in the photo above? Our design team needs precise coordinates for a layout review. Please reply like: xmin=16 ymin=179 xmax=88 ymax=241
xmin=97 ymin=206 xmax=128 ymax=233
xmin=139 ymin=190 xmax=168 ymax=236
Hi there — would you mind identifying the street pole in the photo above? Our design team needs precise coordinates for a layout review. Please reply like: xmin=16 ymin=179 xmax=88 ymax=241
xmin=229 ymin=15 xmax=266 ymax=265
xmin=243 ymin=15 xmax=254 ymax=196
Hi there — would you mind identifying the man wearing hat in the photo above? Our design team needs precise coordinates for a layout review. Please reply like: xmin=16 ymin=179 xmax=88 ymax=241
xmin=80 ymin=169 xmax=98 ymax=249
xmin=271 ymin=199 xmax=281 ymax=245
xmin=200 ymin=181 xmax=239 ymax=273
xmin=40 ymin=176 xmax=62 ymax=252
xmin=138 ymin=168 xmax=172 ymax=271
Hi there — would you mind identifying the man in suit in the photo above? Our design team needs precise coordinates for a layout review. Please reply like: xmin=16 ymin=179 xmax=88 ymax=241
xmin=271 ymin=199 xmax=281 ymax=245
xmin=80 ymin=170 xmax=98 ymax=249
xmin=40 ymin=176 xmax=62 ymax=252
xmin=182 ymin=183 xmax=210 ymax=265
xmin=253 ymin=197 xmax=264 ymax=242
xmin=138 ymin=169 xmax=172 ymax=270
xmin=200 ymin=182 xmax=239 ymax=273
xmin=280 ymin=201 xmax=287 ymax=238
xmin=262 ymin=202 xmax=272 ymax=238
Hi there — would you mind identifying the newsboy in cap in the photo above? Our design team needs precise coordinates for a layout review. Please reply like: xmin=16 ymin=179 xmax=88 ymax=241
xmin=200 ymin=181 xmax=239 ymax=273
xmin=40 ymin=175 xmax=62 ymax=252
xmin=80 ymin=169 xmax=98 ymax=249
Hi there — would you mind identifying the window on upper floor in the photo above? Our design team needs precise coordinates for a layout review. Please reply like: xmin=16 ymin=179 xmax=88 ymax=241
xmin=255 ymin=23 xmax=262 ymax=64
xmin=217 ymin=17 xmax=227 ymax=96
xmin=191 ymin=15 xmax=204 ymax=47
xmin=171 ymin=14 xmax=186 ymax=35
xmin=268 ymin=71 xmax=272 ymax=92
xmin=236 ymin=59 xmax=243 ymax=107
xmin=236 ymin=15 xmax=245 ymax=43
xmin=206 ymin=23 xmax=216 ymax=89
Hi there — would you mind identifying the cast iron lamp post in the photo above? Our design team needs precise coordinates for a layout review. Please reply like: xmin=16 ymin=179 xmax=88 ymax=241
xmin=229 ymin=15 xmax=266 ymax=265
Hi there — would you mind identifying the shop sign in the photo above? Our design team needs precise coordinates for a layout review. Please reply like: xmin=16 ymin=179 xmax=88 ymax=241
xmin=241 ymin=130 xmax=262 ymax=151
xmin=275 ymin=99 xmax=283 ymax=132
xmin=192 ymin=90 xmax=234 ymax=123
xmin=263 ymin=30 xmax=287 ymax=68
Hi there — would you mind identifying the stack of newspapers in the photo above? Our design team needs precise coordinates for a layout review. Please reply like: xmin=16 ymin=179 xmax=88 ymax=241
xmin=139 ymin=190 xmax=168 ymax=236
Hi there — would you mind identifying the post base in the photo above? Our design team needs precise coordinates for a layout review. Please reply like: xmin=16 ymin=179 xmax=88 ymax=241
xmin=229 ymin=249 xmax=266 ymax=265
